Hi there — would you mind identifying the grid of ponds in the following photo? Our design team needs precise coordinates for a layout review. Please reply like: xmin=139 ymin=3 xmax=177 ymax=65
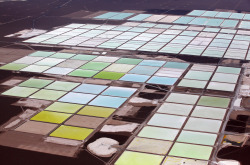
xmin=115 ymin=92 xmax=231 ymax=165
xmin=93 ymin=11 xmax=250 ymax=29
xmin=188 ymin=10 xmax=250 ymax=20
xmin=0 ymin=3 xmax=247 ymax=164
xmin=0 ymin=51 xmax=242 ymax=93
xmin=0 ymin=49 xmax=242 ymax=164
xmin=1 ymin=75 xmax=236 ymax=164
xmin=23 ymin=23 xmax=250 ymax=60
xmin=0 ymin=51 xmax=190 ymax=85
xmin=176 ymin=64 xmax=241 ymax=92
xmin=2 ymin=78 xmax=137 ymax=141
